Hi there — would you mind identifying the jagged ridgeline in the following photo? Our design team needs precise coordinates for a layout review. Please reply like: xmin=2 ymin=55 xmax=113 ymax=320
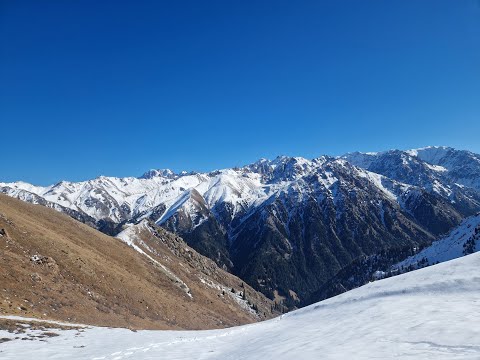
xmin=1 ymin=146 xmax=480 ymax=306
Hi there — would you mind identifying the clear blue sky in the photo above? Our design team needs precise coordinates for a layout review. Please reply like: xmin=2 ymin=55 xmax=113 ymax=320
xmin=1 ymin=1 xmax=479 ymax=185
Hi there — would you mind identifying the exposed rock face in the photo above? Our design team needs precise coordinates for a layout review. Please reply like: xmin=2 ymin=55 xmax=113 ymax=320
xmin=343 ymin=147 xmax=480 ymax=216
xmin=1 ymin=146 xmax=479 ymax=304
xmin=225 ymin=159 xmax=463 ymax=302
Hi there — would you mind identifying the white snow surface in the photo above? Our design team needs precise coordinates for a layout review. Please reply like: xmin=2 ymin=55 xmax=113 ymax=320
xmin=406 ymin=146 xmax=480 ymax=191
xmin=355 ymin=168 xmax=400 ymax=201
xmin=394 ymin=213 xmax=480 ymax=269
xmin=0 ymin=168 xmax=271 ymax=224
xmin=2 ymin=252 xmax=480 ymax=359
xmin=405 ymin=146 xmax=452 ymax=162
xmin=1 ymin=147 xmax=479 ymax=229
xmin=0 ymin=157 xmax=406 ymax=228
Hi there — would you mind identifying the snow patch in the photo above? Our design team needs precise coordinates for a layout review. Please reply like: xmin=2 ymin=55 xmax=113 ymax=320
xmin=116 ymin=222 xmax=192 ymax=298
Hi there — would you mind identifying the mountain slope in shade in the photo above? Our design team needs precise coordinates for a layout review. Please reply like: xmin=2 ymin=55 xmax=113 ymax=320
xmin=305 ymin=211 xmax=480 ymax=305
xmin=0 ymin=194 xmax=276 ymax=330
xmin=227 ymin=158 xmax=463 ymax=303
xmin=2 ymin=249 xmax=480 ymax=359
xmin=393 ymin=213 xmax=480 ymax=271
xmin=1 ymin=146 xmax=479 ymax=303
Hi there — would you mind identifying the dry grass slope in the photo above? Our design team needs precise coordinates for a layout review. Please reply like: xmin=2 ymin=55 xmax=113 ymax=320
xmin=0 ymin=194 xmax=276 ymax=330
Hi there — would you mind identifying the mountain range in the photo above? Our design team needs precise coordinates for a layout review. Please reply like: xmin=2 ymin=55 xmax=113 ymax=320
xmin=2 ymin=146 xmax=480 ymax=305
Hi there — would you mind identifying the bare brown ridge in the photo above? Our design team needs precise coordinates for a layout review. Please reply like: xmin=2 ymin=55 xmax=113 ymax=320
xmin=0 ymin=194 xmax=277 ymax=330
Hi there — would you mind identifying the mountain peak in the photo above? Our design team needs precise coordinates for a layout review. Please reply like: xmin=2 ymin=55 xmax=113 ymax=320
xmin=405 ymin=145 xmax=454 ymax=159
xmin=1 ymin=145 xmax=480 ymax=306
xmin=140 ymin=169 xmax=176 ymax=179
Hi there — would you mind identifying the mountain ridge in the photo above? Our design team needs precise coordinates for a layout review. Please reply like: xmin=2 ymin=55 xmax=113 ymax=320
xmin=2 ymin=146 xmax=479 ymax=304
xmin=0 ymin=194 xmax=277 ymax=329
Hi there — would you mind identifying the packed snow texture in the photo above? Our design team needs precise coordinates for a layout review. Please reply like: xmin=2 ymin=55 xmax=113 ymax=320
xmin=2 ymin=252 xmax=480 ymax=359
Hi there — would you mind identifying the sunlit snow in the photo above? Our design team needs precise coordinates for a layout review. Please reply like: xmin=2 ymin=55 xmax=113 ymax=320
xmin=2 ymin=252 xmax=480 ymax=359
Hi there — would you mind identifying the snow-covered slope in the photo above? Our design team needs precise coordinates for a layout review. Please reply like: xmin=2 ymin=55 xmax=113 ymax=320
xmin=0 ymin=156 xmax=426 ymax=229
xmin=0 ymin=165 xmax=271 ymax=227
xmin=2 ymin=251 xmax=480 ymax=359
xmin=410 ymin=146 xmax=480 ymax=191
xmin=394 ymin=213 xmax=480 ymax=270
xmin=3 ymin=147 xmax=477 ymax=234
xmin=343 ymin=146 xmax=480 ymax=214
xmin=2 ymin=147 xmax=478 ymax=302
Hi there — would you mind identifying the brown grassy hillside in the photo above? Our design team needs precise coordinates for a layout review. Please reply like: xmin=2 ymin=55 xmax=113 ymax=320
xmin=0 ymin=194 xmax=276 ymax=330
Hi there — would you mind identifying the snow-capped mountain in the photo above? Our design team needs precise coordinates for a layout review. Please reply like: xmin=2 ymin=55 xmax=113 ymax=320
xmin=343 ymin=146 xmax=480 ymax=214
xmin=409 ymin=146 xmax=480 ymax=190
xmin=1 ymin=146 xmax=479 ymax=303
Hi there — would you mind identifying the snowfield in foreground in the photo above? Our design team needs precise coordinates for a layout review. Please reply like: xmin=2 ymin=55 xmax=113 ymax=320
xmin=2 ymin=252 xmax=480 ymax=359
